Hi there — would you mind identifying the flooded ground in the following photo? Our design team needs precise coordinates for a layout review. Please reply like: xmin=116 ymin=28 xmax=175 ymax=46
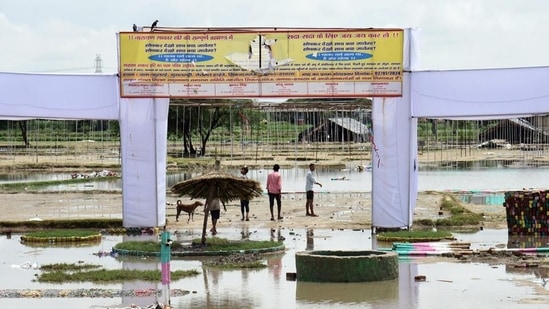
xmin=4 ymin=167 xmax=549 ymax=208
xmin=1 ymin=228 xmax=549 ymax=308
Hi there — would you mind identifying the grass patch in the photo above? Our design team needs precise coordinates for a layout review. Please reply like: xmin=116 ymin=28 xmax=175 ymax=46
xmin=36 ymin=264 xmax=199 ymax=283
xmin=413 ymin=193 xmax=483 ymax=227
xmin=21 ymin=229 xmax=103 ymax=243
xmin=39 ymin=263 xmax=102 ymax=272
xmin=190 ymin=237 xmax=283 ymax=252
xmin=377 ymin=230 xmax=454 ymax=242
xmin=24 ymin=229 xmax=99 ymax=238
xmin=113 ymin=237 xmax=283 ymax=255
xmin=204 ymin=260 xmax=267 ymax=269
xmin=114 ymin=240 xmax=184 ymax=252
xmin=1 ymin=218 xmax=123 ymax=231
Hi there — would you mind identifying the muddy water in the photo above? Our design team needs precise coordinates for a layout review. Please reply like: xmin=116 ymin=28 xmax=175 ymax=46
xmin=5 ymin=166 xmax=549 ymax=194
xmin=1 ymin=229 xmax=549 ymax=308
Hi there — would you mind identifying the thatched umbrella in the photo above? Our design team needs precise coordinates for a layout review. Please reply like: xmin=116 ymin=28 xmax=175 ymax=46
xmin=170 ymin=169 xmax=263 ymax=245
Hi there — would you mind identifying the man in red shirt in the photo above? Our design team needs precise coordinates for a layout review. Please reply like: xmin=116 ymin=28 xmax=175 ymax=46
xmin=266 ymin=164 xmax=282 ymax=221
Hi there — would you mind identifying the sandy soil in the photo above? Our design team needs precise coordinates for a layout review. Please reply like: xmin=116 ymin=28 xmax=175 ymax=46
xmin=0 ymin=146 xmax=513 ymax=230
xmin=0 ymin=190 xmax=507 ymax=231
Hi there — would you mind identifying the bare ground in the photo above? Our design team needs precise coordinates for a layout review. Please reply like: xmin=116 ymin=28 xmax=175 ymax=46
xmin=0 ymin=146 xmax=513 ymax=229
xmin=0 ymin=190 xmax=507 ymax=231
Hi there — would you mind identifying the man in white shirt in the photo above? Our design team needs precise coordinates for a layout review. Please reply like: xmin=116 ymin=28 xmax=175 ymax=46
xmin=305 ymin=163 xmax=322 ymax=217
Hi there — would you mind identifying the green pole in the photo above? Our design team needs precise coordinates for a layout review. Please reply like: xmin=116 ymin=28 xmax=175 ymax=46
xmin=160 ymin=231 xmax=171 ymax=306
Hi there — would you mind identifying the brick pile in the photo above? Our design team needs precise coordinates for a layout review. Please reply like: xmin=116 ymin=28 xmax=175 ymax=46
xmin=504 ymin=190 xmax=549 ymax=236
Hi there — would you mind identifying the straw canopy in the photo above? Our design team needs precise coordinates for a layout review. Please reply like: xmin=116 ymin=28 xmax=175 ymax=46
xmin=170 ymin=170 xmax=263 ymax=205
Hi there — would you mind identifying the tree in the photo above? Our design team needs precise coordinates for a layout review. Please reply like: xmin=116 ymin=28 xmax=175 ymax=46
xmin=169 ymin=99 xmax=253 ymax=157
xmin=18 ymin=121 xmax=30 ymax=147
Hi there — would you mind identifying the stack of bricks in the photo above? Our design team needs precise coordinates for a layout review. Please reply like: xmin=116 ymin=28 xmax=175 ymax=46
xmin=504 ymin=190 xmax=549 ymax=236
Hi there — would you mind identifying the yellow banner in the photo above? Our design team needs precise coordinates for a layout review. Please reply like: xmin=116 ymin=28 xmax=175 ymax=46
xmin=119 ymin=29 xmax=403 ymax=98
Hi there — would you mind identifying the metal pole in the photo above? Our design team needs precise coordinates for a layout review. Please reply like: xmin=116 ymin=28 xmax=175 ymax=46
xmin=160 ymin=230 xmax=171 ymax=306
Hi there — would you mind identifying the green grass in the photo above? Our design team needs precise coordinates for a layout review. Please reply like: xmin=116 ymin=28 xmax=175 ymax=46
xmin=114 ymin=240 xmax=184 ymax=252
xmin=203 ymin=260 xmax=267 ymax=269
xmin=39 ymin=263 xmax=102 ymax=272
xmin=190 ymin=237 xmax=283 ymax=252
xmin=413 ymin=193 xmax=483 ymax=227
xmin=114 ymin=237 xmax=283 ymax=254
xmin=36 ymin=264 xmax=199 ymax=283
xmin=24 ymin=229 xmax=100 ymax=238
xmin=1 ymin=219 xmax=123 ymax=230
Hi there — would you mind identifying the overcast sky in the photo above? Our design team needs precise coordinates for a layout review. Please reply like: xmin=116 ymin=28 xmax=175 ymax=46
xmin=1 ymin=0 xmax=548 ymax=73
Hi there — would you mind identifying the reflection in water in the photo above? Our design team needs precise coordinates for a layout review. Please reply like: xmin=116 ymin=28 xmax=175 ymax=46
xmin=507 ymin=235 xmax=549 ymax=249
xmin=120 ymin=234 xmax=159 ymax=305
xmin=296 ymin=279 xmax=399 ymax=306
xmin=398 ymin=262 xmax=419 ymax=309
xmin=295 ymin=260 xmax=418 ymax=309
xmin=18 ymin=166 xmax=549 ymax=197
xmin=241 ymin=226 xmax=251 ymax=240
xmin=122 ymin=259 xmax=158 ymax=305
xmin=189 ymin=266 xmax=262 ymax=309
xmin=268 ymin=255 xmax=283 ymax=283
xmin=5 ymin=229 xmax=549 ymax=308
xmin=306 ymin=228 xmax=314 ymax=251
xmin=270 ymin=227 xmax=285 ymax=242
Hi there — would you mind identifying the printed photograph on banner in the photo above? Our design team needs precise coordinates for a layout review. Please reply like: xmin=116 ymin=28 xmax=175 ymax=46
xmin=118 ymin=28 xmax=404 ymax=98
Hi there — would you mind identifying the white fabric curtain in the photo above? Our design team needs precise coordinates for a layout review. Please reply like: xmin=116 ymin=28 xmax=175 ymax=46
xmin=0 ymin=72 xmax=169 ymax=228
xmin=411 ymin=66 xmax=549 ymax=119
xmin=372 ymin=74 xmax=418 ymax=228
xmin=119 ymin=98 xmax=169 ymax=228
xmin=0 ymin=72 xmax=119 ymax=120
xmin=370 ymin=29 xmax=419 ymax=229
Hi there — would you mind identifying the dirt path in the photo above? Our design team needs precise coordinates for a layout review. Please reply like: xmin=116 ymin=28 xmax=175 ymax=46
xmin=0 ymin=191 xmax=507 ymax=230
xmin=0 ymin=147 xmax=512 ymax=230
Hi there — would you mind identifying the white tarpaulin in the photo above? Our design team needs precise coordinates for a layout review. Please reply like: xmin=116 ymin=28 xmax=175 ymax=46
xmin=372 ymin=74 xmax=418 ymax=228
xmin=120 ymin=98 xmax=169 ymax=227
xmin=411 ymin=66 xmax=549 ymax=119
xmin=0 ymin=72 xmax=169 ymax=228
xmin=0 ymin=72 xmax=119 ymax=120
xmin=371 ymin=29 xmax=419 ymax=229
xmin=372 ymin=32 xmax=549 ymax=229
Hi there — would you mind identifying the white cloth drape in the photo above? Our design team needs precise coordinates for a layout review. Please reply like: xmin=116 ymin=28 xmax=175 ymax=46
xmin=372 ymin=73 xmax=418 ymax=228
xmin=119 ymin=98 xmax=169 ymax=227
xmin=0 ymin=72 xmax=170 ymax=228
xmin=0 ymin=72 xmax=119 ymax=120
xmin=411 ymin=67 xmax=549 ymax=119
xmin=371 ymin=29 xmax=419 ymax=229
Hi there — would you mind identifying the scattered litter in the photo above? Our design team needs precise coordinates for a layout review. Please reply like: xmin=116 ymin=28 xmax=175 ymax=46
xmin=10 ymin=261 xmax=39 ymax=270
xmin=414 ymin=275 xmax=426 ymax=282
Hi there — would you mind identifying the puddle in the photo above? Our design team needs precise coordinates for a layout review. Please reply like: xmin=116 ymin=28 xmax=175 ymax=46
xmin=1 ymin=229 xmax=549 ymax=308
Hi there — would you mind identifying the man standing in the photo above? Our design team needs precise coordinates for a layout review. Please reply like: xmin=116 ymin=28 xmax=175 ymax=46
xmin=207 ymin=197 xmax=226 ymax=235
xmin=266 ymin=164 xmax=283 ymax=221
xmin=305 ymin=163 xmax=322 ymax=217
xmin=240 ymin=166 xmax=250 ymax=221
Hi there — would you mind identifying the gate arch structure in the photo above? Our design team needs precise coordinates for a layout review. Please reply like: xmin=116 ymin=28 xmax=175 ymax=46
xmin=2 ymin=27 xmax=547 ymax=229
